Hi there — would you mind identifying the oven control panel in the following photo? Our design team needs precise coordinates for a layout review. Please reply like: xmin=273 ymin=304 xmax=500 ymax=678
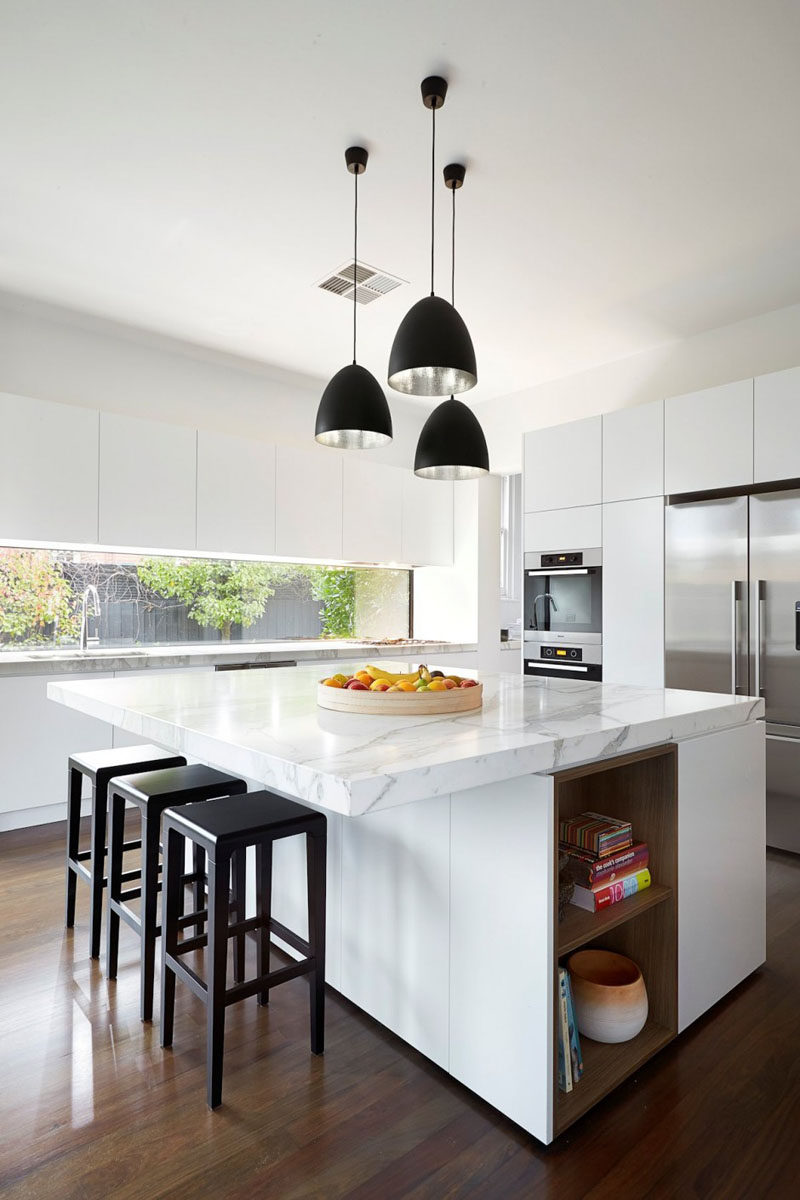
xmin=541 ymin=645 xmax=582 ymax=661
xmin=541 ymin=552 xmax=583 ymax=567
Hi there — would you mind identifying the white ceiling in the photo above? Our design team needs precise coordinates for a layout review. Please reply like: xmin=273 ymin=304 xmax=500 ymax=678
xmin=3 ymin=0 xmax=800 ymax=410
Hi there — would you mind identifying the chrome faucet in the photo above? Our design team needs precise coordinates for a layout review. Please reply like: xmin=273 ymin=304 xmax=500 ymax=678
xmin=532 ymin=592 xmax=558 ymax=630
xmin=79 ymin=585 xmax=101 ymax=651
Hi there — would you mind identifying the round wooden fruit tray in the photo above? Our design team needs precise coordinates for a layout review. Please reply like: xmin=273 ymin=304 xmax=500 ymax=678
xmin=316 ymin=681 xmax=483 ymax=716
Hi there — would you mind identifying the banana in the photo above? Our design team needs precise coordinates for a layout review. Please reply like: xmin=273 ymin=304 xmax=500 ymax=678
xmin=366 ymin=664 xmax=420 ymax=685
xmin=418 ymin=663 xmax=431 ymax=683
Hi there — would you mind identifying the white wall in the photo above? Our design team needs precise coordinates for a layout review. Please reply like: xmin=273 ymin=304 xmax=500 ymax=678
xmin=479 ymin=300 xmax=800 ymax=473
xmin=414 ymin=475 xmax=502 ymax=672
xmin=0 ymin=291 xmax=427 ymax=470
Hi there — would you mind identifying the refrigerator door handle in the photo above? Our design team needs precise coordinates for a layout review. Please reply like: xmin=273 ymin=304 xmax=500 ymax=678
xmin=731 ymin=580 xmax=743 ymax=694
xmin=754 ymin=579 xmax=765 ymax=698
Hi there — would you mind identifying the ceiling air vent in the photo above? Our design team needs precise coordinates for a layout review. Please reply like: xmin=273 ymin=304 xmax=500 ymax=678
xmin=316 ymin=261 xmax=406 ymax=305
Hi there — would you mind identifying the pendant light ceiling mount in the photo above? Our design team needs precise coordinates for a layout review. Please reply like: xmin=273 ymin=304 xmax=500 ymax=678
xmin=443 ymin=162 xmax=465 ymax=189
xmin=387 ymin=76 xmax=477 ymax=398
xmin=315 ymin=145 xmax=393 ymax=450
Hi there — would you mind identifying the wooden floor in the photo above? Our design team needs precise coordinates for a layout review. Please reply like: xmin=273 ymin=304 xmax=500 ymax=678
xmin=1 ymin=823 xmax=800 ymax=1200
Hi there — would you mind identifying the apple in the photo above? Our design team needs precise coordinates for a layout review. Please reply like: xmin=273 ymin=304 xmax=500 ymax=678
xmin=348 ymin=681 xmax=369 ymax=691
xmin=459 ymin=679 xmax=479 ymax=688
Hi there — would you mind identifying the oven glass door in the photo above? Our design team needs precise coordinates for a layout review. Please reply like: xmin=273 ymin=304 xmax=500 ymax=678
xmin=524 ymin=567 xmax=602 ymax=638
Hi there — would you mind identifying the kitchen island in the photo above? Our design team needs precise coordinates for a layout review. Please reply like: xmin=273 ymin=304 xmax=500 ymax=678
xmin=49 ymin=664 xmax=766 ymax=1143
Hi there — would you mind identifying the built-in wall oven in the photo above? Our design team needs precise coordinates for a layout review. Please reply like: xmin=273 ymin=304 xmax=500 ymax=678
xmin=523 ymin=548 xmax=603 ymax=680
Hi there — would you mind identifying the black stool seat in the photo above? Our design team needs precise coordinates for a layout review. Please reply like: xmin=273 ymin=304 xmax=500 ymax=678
xmin=107 ymin=764 xmax=247 ymax=1022
xmin=65 ymin=744 xmax=187 ymax=958
xmin=160 ymin=789 xmax=327 ymax=1109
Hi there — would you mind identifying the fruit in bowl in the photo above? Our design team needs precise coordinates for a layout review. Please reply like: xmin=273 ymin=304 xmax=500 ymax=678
xmin=320 ymin=664 xmax=479 ymax=696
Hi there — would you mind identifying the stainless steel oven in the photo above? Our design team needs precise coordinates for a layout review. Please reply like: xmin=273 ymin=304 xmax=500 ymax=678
xmin=523 ymin=547 xmax=602 ymax=680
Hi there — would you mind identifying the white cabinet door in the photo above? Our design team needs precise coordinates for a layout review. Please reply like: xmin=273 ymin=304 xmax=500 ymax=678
xmin=340 ymin=796 xmax=451 ymax=1069
xmin=342 ymin=458 xmax=403 ymax=563
xmin=523 ymin=504 xmax=602 ymax=553
xmin=524 ymin=416 xmax=602 ymax=512
xmin=450 ymin=774 xmax=554 ymax=1143
xmin=0 ymin=673 xmax=113 ymax=830
xmin=603 ymin=400 xmax=664 ymax=502
xmin=275 ymin=445 xmax=343 ymax=560
xmin=754 ymin=366 xmax=800 ymax=484
xmin=401 ymin=473 xmax=454 ymax=566
xmin=196 ymin=430 xmax=276 ymax=556
xmin=0 ymin=393 xmax=99 ymax=544
xmin=664 ymin=380 xmax=753 ymax=495
xmin=98 ymin=413 xmax=197 ymax=550
xmin=677 ymin=721 xmax=766 ymax=1033
xmin=603 ymin=498 xmax=664 ymax=686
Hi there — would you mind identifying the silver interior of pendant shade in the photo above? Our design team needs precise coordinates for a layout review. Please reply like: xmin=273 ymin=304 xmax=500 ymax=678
xmin=316 ymin=428 xmax=392 ymax=449
xmin=415 ymin=462 xmax=488 ymax=480
xmin=388 ymin=364 xmax=477 ymax=396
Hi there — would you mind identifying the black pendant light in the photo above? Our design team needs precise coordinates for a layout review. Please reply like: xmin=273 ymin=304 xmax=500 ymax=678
xmin=315 ymin=146 xmax=393 ymax=449
xmin=388 ymin=77 xmax=477 ymax=397
xmin=414 ymin=163 xmax=489 ymax=479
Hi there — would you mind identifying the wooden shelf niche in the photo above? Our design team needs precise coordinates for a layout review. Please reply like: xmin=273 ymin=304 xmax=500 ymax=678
xmin=553 ymin=743 xmax=678 ymax=1136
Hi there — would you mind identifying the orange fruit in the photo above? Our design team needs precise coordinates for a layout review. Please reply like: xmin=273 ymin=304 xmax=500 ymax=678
xmin=356 ymin=671 xmax=374 ymax=685
xmin=322 ymin=678 xmax=343 ymax=688
xmin=427 ymin=679 xmax=447 ymax=691
xmin=397 ymin=680 xmax=416 ymax=692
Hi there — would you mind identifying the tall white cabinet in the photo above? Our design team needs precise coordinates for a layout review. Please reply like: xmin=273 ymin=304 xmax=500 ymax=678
xmin=664 ymin=379 xmax=753 ymax=495
xmin=603 ymin=497 xmax=664 ymax=686
xmin=523 ymin=416 xmax=602 ymax=512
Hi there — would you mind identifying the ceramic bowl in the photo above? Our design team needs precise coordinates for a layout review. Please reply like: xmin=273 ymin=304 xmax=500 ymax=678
xmin=567 ymin=949 xmax=648 ymax=1043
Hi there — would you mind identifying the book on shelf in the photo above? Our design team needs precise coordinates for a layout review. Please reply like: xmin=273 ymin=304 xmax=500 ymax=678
xmin=569 ymin=867 xmax=652 ymax=913
xmin=564 ymin=970 xmax=583 ymax=1083
xmin=559 ymin=811 xmax=633 ymax=858
xmin=561 ymin=841 xmax=649 ymax=888
xmin=557 ymin=967 xmax=573 ymax=1093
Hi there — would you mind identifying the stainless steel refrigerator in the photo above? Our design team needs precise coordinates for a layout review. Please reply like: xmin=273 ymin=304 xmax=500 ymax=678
xmin=666 ymin=488 xmax=800 ymax=852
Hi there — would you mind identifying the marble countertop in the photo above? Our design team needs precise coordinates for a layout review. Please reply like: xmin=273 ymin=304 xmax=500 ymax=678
xmin=0 ymin=639 xmax=476 ymax=678
xmin=48 ymin=662 xmax=764 ymax=817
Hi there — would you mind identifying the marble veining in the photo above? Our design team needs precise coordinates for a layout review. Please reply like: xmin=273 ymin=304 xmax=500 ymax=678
xmin=48 ymin=664 xmax=764 ymax=816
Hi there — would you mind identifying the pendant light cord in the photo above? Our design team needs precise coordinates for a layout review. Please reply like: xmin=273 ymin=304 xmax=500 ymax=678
xmin=451 ymin=182 xmax=456 ymax=306
xmin=352 ymin=165 xmax=358 ymax=364
xmin=430 ymin=101 xmax=436 ymax=296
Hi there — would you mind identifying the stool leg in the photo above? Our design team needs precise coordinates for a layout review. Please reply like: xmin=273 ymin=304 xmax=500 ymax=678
xmin=233 ymin=849 xmax=246 ymax=985
xmin=139 ymin=812 xmax=160 ymax=1022
xmin=193 ymin=844 xmax=206 ymax=934
xmin=106 ymin=793 xmax=125 ymax=979
xmin=207 ymin=850 xmax=230 ymax=1109
xmin=160 ymin=827 xmax=183 ymax=1049
xmin=65 ymin=767 xmax=82 ymax=928
xmin=88 ymin=783 xmax=107 ymax=959
xmin=307 ymin=830 xmax=327 ymax=1056
xmin=256 ymin=840 xmax=272 ymax=1006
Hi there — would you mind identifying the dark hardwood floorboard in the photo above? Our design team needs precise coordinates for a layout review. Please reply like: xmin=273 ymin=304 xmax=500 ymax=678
xmin=1 ymin=823 xmax=799 ymax=1198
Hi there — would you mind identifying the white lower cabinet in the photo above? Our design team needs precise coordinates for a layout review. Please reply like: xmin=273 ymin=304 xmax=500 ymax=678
xmin=449 ymin=775 xmax=554 ymax=1143
xmin=602 ymin=497 xmax=665 ymax=686
xmin=339 ymin=795 xmax=451 ymax=1069
xmin=0 ymin=673 xmax=113 ymax=830
xmin=524 ymin=504 xmax=602 ymax=553
xmin=677 ymin=722 xmax=766 ymax=1033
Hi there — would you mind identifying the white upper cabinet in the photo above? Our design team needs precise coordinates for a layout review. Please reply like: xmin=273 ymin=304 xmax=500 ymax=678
xmin=401 ymin=473 xmax=454 ymax=566
xmin=602 ymin=497 xmax=664 ymax=687
xmin=523 ymin=504 xmax=601 ymax=553
xmin=342 ymin=458 xmax=403 ymax=563
xmin=98 ymin=412 xmax=197 ymax=550
xmin=602 ymin=400 xmax=664 ymax=502
xmin=197 ymin=431 xmax=276 ymax=556
xmin=664 ymin=379 xmax=753 ymax=495
xmin=0 ymin=393 xmax=99 ymax=544
xmin=754 ymin=367 xmax=800 ymax=484
xmin=523 ymin=416 xmax=602 ymax=512
xmin=275 ymin=445 xmax=343 ymax=560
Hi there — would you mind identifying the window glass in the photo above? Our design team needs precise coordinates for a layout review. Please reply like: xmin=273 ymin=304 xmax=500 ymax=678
xmin=0 ymin=547 xmax=411 ymax=650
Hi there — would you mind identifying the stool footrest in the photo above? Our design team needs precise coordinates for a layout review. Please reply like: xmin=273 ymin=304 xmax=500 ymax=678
xmin=269 ymin=917 xmax=311 ymax=959
xmin=225 ymin=957 xmax=315 ymax=1007
xmin=76 ymin=849 xmax=92 ymax=863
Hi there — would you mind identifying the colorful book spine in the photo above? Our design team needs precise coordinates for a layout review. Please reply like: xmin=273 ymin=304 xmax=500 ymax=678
xmin=559 ymin=811 xmax=633 ymax=858
xmin=561 ymin=842 xmax=649 ymax=888
xmin=564 ymin=971 xmax=583 ymax=1083
xmin=557 ymin=967 xmax=573 ymax=1093
xmin=569 ymin=867 xmax=651 ymax=913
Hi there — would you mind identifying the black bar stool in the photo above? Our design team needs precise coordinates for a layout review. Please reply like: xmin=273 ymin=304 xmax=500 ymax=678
xmin=65 ymin=745 xmax=187 ymax=957
xmin=160 ymin=790 xmax=327 ymax=1109
xmin=106 ymin=764 xmax=248 ymax=1021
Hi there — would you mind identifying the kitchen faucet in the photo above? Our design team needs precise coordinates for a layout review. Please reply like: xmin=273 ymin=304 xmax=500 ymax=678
xmin=79 ymin=585 xmax=101 ymax=651
xmin=532 ymin=592 xmax=558 ymax=630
